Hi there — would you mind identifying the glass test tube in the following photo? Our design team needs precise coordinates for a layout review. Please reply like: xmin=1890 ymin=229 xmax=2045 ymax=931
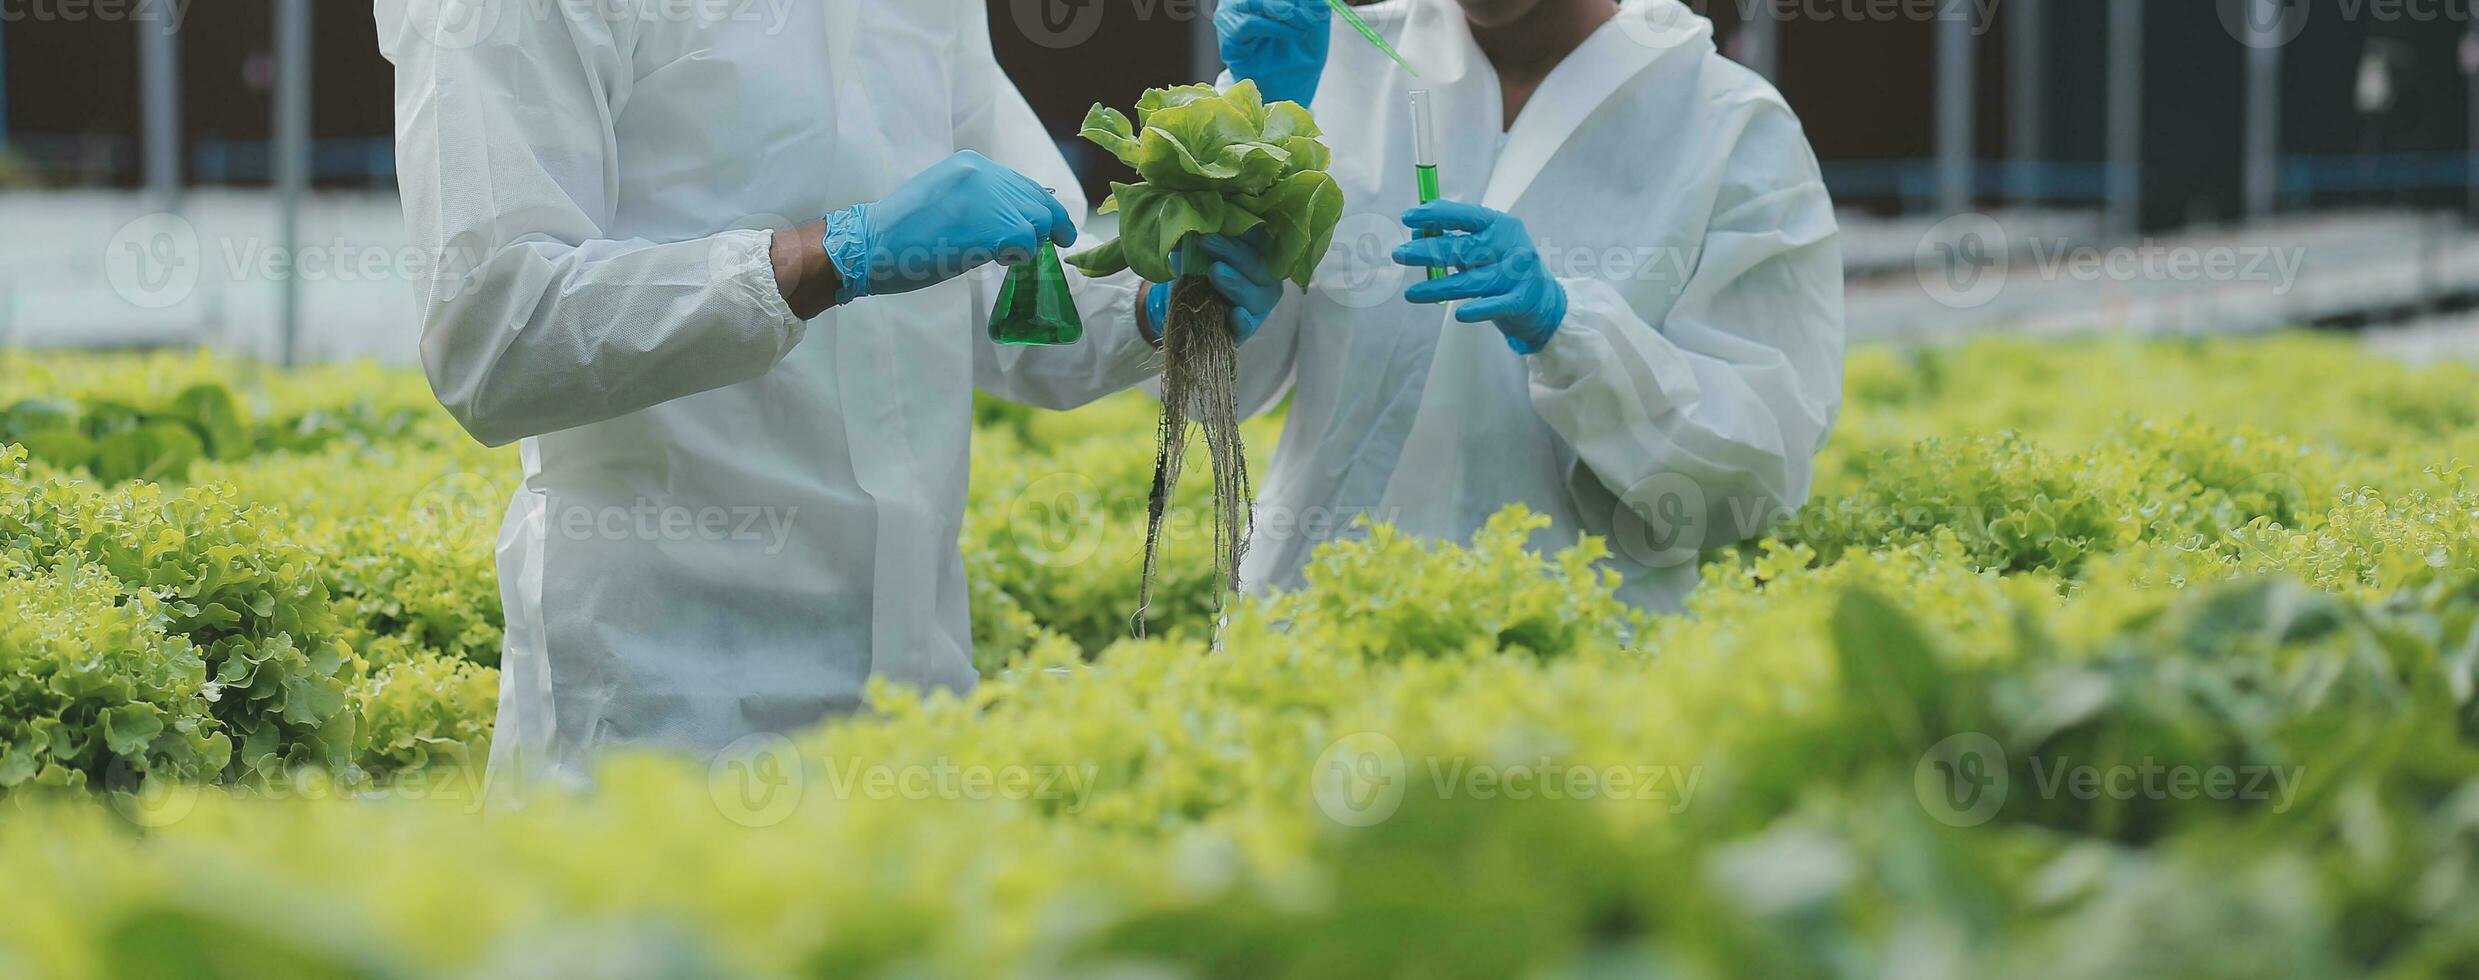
xmin=1409 ymin=90 xmax=1446 ymax=282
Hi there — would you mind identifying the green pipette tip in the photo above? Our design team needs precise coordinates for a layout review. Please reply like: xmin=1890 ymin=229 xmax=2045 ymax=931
xmin=1327 ymin=0 xmax=1419 ymax=77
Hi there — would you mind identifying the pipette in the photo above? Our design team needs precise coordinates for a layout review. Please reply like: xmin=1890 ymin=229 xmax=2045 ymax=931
xmin=1327 ymin=0 xmax=1419 ymax=77
xmin=1409 ymin=89 xmax=1445 ymax=282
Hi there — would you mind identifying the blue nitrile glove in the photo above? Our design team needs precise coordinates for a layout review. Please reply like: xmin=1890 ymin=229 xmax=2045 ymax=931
xmin=1142 ymin=232 xmax=1283 ymax=345
xmin=824 ymin=150 xmax=1077 ymax=306
xmin=1215 ymin=0 xmax=1333 ymax=107
xmin=1393 ymin=200 xmax=1570 ymax=354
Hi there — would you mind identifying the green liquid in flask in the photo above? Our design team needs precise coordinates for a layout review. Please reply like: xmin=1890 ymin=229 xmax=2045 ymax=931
xmin=989 ymin=240 xmax=1085 ymax=346
xmin=1415 ymin=164 xmax=1446 ymax=282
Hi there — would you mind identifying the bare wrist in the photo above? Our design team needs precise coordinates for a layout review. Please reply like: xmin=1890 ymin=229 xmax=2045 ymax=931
xmin=771 ymin=221 xmax=840 ymax=320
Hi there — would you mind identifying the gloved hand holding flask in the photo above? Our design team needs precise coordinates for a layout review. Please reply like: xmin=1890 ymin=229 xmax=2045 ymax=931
xmin=823 ymin=150 xmax=1078 ymax=307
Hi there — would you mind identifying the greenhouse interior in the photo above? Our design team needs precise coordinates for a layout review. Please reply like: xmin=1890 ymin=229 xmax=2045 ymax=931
xmin=3 ymin=1 xmax=2479 ymax=976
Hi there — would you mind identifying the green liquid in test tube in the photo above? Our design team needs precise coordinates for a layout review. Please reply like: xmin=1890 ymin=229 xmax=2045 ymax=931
xmin=1410 ymin=90 xmax=1446 ymax=282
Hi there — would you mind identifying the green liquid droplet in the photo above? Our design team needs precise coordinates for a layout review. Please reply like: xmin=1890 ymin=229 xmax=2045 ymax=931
xmin=990 ymin=241 xmax=1085 ymax=347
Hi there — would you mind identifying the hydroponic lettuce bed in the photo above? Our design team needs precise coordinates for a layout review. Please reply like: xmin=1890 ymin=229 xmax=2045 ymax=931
xmin=3 ymin=336 xmax=2478 ymax=977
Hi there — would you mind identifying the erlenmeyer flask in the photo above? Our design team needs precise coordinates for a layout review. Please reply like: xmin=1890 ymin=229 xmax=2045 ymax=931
xmin=988 ymin=240 xmax=1084 ymax=346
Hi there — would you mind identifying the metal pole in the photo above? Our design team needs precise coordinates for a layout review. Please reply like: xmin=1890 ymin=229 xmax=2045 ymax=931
xmin=2243 ymin=0 xmax=2282 ymax=219
xmin=2107 ymin=0 xmax=2144 ymax=236
xmin=1194 ymin=0 xmax=1223 ymax=82
xmin=0 ymin=14 xmax=11 ymax=149
xmin=2006 ymin=0 xmax=2044 ymax=202
xmin=1936 ymin=0 xmax=1976 ymax=216
xmin=1742 ymin=0 xmax=1781 ymax=83
xmin=2468 ymin=13 xmax=2477 ymax=220
xmin=140 ymin=11 xmax=182 ymax=208
xmin=274 ymin=0 xmax=310 ymax=367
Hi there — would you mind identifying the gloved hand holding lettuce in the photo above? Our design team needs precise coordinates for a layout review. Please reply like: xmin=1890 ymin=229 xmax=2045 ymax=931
xmin=1065 ymin=80 xmax=1344 ymax=633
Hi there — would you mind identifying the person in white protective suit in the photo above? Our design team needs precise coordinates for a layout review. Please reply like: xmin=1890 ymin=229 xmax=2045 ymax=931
xmin=1211 ymin=0 xmax=1846 ymax=611
xmin=374 ymin=1 xmax=1270 ymax=787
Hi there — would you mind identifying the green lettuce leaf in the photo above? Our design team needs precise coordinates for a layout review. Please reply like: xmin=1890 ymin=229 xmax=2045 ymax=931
xmin=1073 ymin=81 xmax=1345 ymax=290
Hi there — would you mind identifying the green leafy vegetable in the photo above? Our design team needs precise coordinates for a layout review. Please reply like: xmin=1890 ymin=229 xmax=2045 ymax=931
xmin=1066 ymin=81 xmax=1347 ymax=633
xmin=1068 ymin=80 xmax=1343 ymax=289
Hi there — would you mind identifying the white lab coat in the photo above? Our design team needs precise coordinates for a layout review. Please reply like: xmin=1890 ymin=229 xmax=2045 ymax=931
xmin=376 ymin=0 xmax=1160 ymax=785
xmin=1235 ymin=0 xmax=1844 ymax=612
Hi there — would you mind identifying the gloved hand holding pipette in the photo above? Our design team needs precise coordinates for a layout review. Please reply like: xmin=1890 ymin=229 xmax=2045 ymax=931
xmin=1215 ymin=0 xmax=1333 ymax=106
xmin=1218 ymin=0 xmax=1421 ymax=108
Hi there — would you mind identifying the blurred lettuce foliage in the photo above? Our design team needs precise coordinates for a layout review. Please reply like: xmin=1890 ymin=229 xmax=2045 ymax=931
xmin=1 ymin=336 xmax=2478 ymax=976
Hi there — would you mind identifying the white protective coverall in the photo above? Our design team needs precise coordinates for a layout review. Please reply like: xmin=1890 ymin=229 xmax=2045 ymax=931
xmin=1235 ymin=0 xmax=1845 ymax=611
xmin=376 ymin=0 xmax=1159 ymax=785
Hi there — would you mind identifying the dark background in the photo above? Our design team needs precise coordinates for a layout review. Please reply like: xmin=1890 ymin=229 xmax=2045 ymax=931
xmin=1 ymin=0 xmax=2469 ymax=224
